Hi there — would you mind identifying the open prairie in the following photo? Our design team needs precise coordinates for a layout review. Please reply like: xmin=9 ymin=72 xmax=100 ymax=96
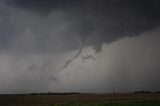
xmin=0 ymin=93 xmax=160 ymax=106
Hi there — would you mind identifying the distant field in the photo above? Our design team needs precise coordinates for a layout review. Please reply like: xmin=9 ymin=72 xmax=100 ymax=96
xmin=0 ymin=93 xmax=160 ymax=106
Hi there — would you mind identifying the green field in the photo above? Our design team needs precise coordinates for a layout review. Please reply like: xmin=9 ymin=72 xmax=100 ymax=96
xmin=0 ymin=93 xmax=160 ymax=106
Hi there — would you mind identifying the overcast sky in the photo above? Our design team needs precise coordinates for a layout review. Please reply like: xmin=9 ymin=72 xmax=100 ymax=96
xmin=0 ymin=0 xmax=160 ymax=94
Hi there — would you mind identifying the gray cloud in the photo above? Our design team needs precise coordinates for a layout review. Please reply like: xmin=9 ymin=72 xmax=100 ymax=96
xmin=0 ymin=0 xmax=160 ymax=94
xmin=58 ymin=27 xmax=160 ymax=93
xmin=0 ymin=27 xmax=159 ymax=93
xmin=2 ymin=0 xmax=160 ymax=48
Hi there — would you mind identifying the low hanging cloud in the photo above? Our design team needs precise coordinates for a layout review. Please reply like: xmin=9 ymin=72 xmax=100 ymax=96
xmin=56 ymin=27 xmax=160 ymax=93
xmin=0 ymin=27 xmax=160 ymax=93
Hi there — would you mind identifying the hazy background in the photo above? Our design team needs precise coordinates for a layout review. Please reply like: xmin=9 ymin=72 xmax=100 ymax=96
xmin=0 ymin=0 xmax=160 ymax=94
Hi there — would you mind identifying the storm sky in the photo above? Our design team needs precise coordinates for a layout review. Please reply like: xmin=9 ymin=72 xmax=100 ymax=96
xmin=0 ymin=0 xmax=160 ymax=94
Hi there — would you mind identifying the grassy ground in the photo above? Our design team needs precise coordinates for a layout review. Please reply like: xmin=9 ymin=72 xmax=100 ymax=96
xmin=0 ymin=101 xmax=160 ymax=106
xmin=0 ymin=93 xmax=160 ymax=106
xmin=55 ymin=101 xmax=160 ymax=106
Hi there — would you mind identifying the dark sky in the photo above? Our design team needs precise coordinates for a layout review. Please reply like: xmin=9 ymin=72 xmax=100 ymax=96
xmin=5 ymin=0 xmax=160 ymax=45
xmin=0 ymin=0 xmax=160 ymax=93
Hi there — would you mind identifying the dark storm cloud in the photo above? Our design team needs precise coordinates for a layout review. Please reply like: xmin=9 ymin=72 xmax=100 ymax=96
xmin=8 ymin=0 xmax=160 ymax=45
xmin=8 ymin=0 xmax=86 ymax=14
xmin=0 ymin=0 xmax=160 ymax=94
